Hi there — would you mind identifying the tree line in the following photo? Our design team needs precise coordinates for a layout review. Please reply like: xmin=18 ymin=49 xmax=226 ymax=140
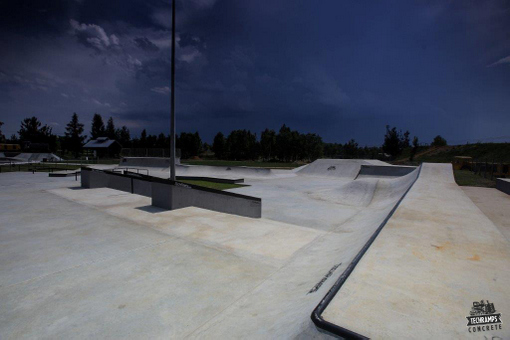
xmin=2 ymin=113 xmax=448 ymax=161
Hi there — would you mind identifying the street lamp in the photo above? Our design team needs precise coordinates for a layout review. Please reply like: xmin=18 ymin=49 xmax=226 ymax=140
xmin=170 ymin=0 xmax=176 ymax=181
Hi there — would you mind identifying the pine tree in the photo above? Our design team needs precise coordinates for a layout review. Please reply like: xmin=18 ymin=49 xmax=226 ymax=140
xmin=212 ymin=132 xmax=226 ymax=159
xmin=117 ymin=126 xmax=131 ymax=147
xmin=0 ymin=121 xmax=5 ymax=143
xmin=90 ymin=113 xmax=105 ymax=139
xmin=106 ymin=117 xmax=117 ymax=140
xmin=64 ymin=113 xmax=86 ymax=157
xmin=410 ymin=136 xmax=419 ymax=161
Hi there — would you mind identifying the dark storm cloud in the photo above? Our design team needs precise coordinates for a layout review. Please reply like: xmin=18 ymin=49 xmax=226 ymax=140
xmin=134 ymin=37 xmax=160 ymax=52
xmin=0 ymin=0 xmax=70 ymax=35
xmin=0 ymin=0 xmax=509 ymax=144
xmin=178 ymin=33 xmax=202 ymax=48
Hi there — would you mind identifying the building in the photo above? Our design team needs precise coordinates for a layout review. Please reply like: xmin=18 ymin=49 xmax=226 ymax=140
xmin=83 ymin=137 xmax=122 ymax=158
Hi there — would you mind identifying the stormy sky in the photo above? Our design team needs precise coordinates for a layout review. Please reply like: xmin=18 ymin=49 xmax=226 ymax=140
xmin=0 ymin=0 xmax=509 ymax=145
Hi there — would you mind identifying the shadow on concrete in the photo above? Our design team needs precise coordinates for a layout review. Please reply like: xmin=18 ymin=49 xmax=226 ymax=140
xmin=135 ymin=205 xmax=167 ymax=214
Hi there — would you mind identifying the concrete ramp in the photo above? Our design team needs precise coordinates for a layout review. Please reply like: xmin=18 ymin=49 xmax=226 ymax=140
xmin=306 ymin=169 xmax=420 ymax=208
xmin=296 ymin=159 xmax=377 ymax=179
xmin=296 ymin=159 xmax=393 ymax=179
xmin=318 ymin=163 xmax=510 ymax=339
xmin=0 ymin=152 xmax=61 ymax=163
xmin=356 ymin=164 xmax=416 ymax=179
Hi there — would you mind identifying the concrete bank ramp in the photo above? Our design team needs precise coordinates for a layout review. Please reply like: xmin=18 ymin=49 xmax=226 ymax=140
xmin=319 ymin=163 xmax=510 ymax=339
xmin=0 ymin=152 xmax=61 ymax=163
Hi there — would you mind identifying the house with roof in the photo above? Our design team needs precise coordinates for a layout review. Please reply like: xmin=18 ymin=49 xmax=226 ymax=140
xmin=83 ymin=137 xmax=122 ymax=158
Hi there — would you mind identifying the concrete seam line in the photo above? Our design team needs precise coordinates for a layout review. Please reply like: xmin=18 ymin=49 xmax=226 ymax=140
xmin=310 ymin=164 xmax=423 ymax=340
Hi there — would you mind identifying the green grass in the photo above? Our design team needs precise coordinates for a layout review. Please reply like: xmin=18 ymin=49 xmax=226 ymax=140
xmin=397 ymin=143 xmax=510 ymax=164
xmin=181 ymin=159 xmax=301 ymax=169
xmin=453 ymin=170 xmax=496 ymax=188
xmin=177 ymin=179 xmax=246 ymax=191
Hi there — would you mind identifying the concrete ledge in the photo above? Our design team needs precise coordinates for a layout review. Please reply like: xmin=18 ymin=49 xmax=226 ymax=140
xmin=81 ymin=168 xmax=108 ymax=188
xmin=176 ymin=176 xmax=244 ymax=184
xmin=81 ymin=167 xmax=261 ymax=218
xmin=496 ymin=178 xmax=510 ymax=195
xmin=151 ymin=181 xmax=261 ymax=218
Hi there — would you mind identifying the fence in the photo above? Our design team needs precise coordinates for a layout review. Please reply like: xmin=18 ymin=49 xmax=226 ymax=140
xmin=468 ymin=160 xmax=509 ymax=180
xmin=120 ymin=148 xmax=181 ymax=158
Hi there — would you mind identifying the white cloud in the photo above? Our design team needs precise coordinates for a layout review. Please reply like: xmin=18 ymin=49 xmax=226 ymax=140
xmin=179 ymin=49 xmax=201 ymax=63
xmin=92 ymin=98 xmax=112 ymax=107
xmin=151 ymin=86 xmax=171 ymax=94
xmin=70 ymin=19 xmax=120 ymax=51
xmin=127 ymin=55 xmax=142 ymax=66
xmin=488 ymin=55 xmax=510 ymax=67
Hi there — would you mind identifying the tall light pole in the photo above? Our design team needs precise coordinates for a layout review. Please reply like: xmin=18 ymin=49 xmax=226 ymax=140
xmin=170 ymin=0 xmax=176 ymax=181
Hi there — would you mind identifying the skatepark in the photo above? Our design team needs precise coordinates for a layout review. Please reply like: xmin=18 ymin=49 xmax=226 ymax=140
xmin=0 ymin=158 xmax=509 ymax=339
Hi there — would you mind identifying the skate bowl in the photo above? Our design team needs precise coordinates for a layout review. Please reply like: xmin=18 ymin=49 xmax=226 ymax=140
xmin=295 ymin=159 xmax=391 ymax=179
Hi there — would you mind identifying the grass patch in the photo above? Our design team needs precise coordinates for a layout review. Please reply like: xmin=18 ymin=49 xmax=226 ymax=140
xmin=454 ymin=170 xmax=496 ymax=188
xmin=181 ymin=159 xmax=301 ymax=169
xmin=397 ymin=143 xmax=510 ymax=164
xmin=177 ymin=179 xmax=246 ymax=191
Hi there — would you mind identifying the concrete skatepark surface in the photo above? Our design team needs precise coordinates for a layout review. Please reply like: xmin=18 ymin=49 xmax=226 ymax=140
xmin=321 ymin=164 xmax=510 ymax=339
xmin=1 ymin=159 xmax=508 ymax=339
xmin=462 ymin=186 xmax=510 ymax=242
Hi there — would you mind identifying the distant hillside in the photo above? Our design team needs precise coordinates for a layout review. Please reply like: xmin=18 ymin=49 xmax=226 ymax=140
xmin=396 ymin=143 xmax=510 ymax=164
